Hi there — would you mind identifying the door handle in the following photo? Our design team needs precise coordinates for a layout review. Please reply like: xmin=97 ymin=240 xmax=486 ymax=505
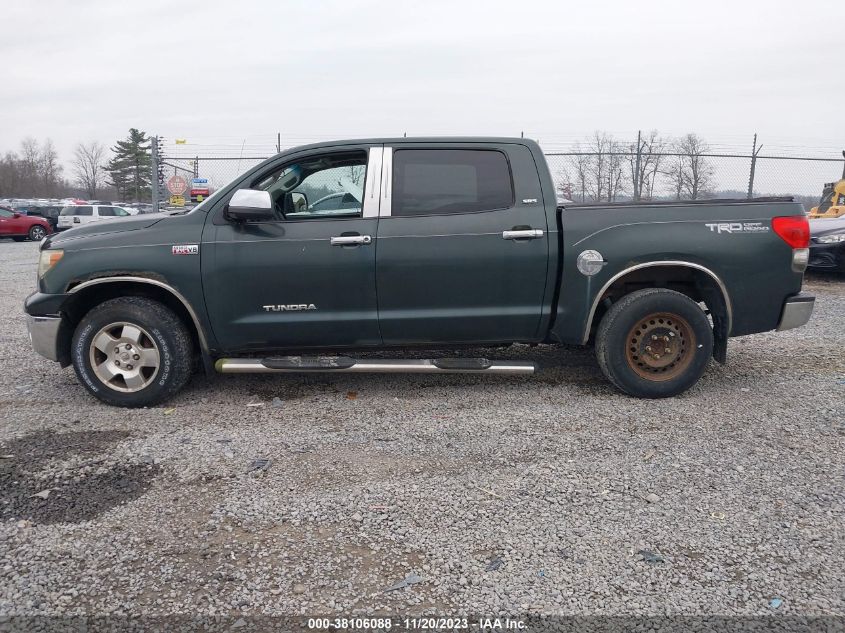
xmin=330 ymin=234 xmax=372 ymax=246
xmin=502 ymin=229 xmax=544 ymax=240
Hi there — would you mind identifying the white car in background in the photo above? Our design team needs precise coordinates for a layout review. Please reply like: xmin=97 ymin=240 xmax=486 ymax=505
xmin=56 ymin=204 xmax=134 ymax=231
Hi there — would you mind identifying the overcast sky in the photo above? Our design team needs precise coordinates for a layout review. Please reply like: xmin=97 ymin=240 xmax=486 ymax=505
xmin=2 ymin=0 xmax=843 ymax=165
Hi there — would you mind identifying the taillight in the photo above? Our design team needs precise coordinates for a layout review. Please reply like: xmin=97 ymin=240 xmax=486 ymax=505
xmin=772 ymin=216 xmax=810 ymax=249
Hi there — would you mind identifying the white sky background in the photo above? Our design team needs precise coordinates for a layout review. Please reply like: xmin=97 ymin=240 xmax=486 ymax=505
xmin=1 ymin=0 xmax=844 ymax=168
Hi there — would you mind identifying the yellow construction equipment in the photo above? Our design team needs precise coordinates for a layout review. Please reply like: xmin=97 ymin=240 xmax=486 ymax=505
xmin=808 ymin=151 xmax=845 ymax=219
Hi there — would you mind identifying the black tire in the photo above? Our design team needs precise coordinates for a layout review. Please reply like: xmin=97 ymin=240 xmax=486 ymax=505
xmin=28 ymin=225 xmax=47 ymax=241
xmin=595 ymin=288 xmax=713 ymax=398
xmin=71 ymin=297 xmax=194 ymax=407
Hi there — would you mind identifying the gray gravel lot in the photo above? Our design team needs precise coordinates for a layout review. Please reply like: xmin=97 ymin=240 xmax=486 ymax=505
xmin=0 ymin=239 xmax=843 ymax=618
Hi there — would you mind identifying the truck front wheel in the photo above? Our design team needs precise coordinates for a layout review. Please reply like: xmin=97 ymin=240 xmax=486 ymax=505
xmin=595 ymin=288 xmax=713 ymax=398
xmin=71 ymin=297 xmax=194 ymax=407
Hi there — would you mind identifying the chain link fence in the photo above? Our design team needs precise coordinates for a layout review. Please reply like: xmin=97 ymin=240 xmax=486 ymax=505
xmin=544 ymin=152 xmax=844 ymax=205
xmin=152 ymin=138 xmax=845 ymax=211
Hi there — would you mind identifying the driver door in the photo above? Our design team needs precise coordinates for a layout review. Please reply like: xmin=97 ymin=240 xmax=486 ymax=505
xmin=202 ymin=144 xmax=384 ymax=353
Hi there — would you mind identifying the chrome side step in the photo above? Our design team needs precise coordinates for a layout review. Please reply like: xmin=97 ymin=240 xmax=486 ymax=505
xmin=215 ymin=356 xmax=537 ymax=375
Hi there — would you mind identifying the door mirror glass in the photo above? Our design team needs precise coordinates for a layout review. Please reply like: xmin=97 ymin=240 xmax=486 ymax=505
xmin=13 ymin=212 xmax=21 ymax=218
xmin=285 ymin=192 xmax=308 ymax=214
xmin=227 ymin=189 xmax=274 ymax=222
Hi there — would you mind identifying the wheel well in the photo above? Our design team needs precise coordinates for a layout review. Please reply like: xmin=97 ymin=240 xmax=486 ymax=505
xmin=588 ymin=265 xmax=731 ymax=362
xmin=58 ymin=281 xmax=204 ymax=365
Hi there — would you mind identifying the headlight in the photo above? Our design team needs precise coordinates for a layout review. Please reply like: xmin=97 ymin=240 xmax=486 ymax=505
xmin=817 ymin=234 xmax=845 ymax=244
xmin=38 ymin=249 xmax=64 ymax=277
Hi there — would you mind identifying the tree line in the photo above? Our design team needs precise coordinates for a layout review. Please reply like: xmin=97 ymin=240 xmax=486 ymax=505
xmin=556 ymin=131 xmax=717 ymax=203
xmin=0 ymin=128 xmax=153 ymax=202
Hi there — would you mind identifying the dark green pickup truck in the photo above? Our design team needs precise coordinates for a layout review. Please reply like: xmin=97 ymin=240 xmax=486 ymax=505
xmin=25 ymin=137 xmax=815 ymax=406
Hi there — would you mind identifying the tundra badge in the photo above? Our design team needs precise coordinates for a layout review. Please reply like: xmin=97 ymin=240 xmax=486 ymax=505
xmin=263 ymin=304 xmax=318 ymax=312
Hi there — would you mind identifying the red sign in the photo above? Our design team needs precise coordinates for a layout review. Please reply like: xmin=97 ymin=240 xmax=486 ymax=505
xmin=167 ymin=175 xmax=187 ymax=196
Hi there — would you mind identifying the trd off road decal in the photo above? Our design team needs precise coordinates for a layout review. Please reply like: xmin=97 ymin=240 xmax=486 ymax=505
xmin=705 ymin=222 xmax=770 ymax=234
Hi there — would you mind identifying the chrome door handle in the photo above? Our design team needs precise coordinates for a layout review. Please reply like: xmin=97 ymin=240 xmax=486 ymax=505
xmin=502 ymin=229 xmax=544 ymax=240
xmin=330 ymin=235 xmax=372 ymax=246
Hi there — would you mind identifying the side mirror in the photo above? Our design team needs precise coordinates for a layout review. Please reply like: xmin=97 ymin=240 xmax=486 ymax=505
xmin=13 ymin=212 xmax=21 ymax=218
xmin=226 ymin=189 xmax=274 ymax=222
xmin=285 ymin=192 xmax=308 ymax=214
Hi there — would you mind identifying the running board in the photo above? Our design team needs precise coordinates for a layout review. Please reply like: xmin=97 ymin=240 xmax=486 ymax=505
xmin=215 ymin=356 xmax=537 ymax=375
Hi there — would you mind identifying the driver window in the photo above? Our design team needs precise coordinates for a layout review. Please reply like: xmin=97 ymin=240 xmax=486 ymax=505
xmin=252 ymin=151 xmax=367 ymax=220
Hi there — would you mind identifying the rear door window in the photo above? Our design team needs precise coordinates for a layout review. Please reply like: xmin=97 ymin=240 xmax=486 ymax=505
xmin=392 ymin=149 xmax=513 ymax=216
xmin=64 ymin=206 xmax=93 ymax=216
xmin=97 ymin=206 xmax=115 ymax=216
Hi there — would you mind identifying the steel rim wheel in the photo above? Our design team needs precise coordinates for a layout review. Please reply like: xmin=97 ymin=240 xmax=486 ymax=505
xmin=89 ymin=321 xmax=160 ymax=392
xmin=30 ymin=226 xmax=46 ymax=240
xmin=625 ymin=312 xmax=696 ymax=381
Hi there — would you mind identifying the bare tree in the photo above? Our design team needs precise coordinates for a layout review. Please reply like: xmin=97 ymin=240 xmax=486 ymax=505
xmin=627 ymin=130 xmax=665 ymax=201
xmin=73 ymin=141 xmax=107 ymax=198
xmin=0 ymin=151 xmax=21 ymax=197
xmin=676 ymin=133 xmax=714 ymax=200
xmin=664 ymin=154 xmax=687 ymax=200
xmin=19 ymin=137 xmax=41 ymax=196
xmin=562 ymin=151 xmax=592 ymax=202
xmin=584 ymin=131 xmax=626 ymax=203
xmin=557 ymin=151 xmax=589 ymax=202
xmin=40 ymin=139 xmax=62 ymax=197
xmin=564 ymin=133 xmax=619 ymax=203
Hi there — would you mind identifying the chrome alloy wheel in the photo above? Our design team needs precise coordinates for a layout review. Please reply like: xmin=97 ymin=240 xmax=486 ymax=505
xmin=30 ymin=225 xmax=46 ymax=240
xmin=89 ymin=322 xmax=160 ymax=392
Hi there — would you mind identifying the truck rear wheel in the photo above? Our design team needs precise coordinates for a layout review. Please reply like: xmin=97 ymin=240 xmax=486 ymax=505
xmin=71 ymin=297 xmax=193 ymax=407
xmin=595 ymin=288 xmax=713 ymax=398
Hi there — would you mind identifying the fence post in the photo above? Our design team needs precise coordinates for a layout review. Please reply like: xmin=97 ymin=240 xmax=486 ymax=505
xmin=151 ymin=136 xmax=160 ymax=211
xmin=633 ymin=130 xmax=642 ymax=202
xmin=747 ymin=133 xmax=761 ymax=199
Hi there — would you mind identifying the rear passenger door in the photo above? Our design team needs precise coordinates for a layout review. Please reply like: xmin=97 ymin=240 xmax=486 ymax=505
xmin=375 ymin=143 xmax=550 ymax=344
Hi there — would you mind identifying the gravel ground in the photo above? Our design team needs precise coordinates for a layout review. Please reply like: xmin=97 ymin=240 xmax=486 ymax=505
xmin=0 ymin=239 xmax=843 ymax=621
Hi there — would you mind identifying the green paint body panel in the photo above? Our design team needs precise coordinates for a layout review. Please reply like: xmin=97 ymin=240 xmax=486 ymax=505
xmin=25 ymin=137 xmax=806 ymax=363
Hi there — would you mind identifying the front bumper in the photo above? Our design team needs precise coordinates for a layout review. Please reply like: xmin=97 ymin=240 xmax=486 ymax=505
xmin=26 ymin=314 xmax=63 ymax=361
xmin=776 ymin=293 xmax=815 ymax=331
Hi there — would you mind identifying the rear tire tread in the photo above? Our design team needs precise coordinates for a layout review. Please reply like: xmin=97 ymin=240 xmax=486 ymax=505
xmin=595 ymin=288 xmax=713 ymax=398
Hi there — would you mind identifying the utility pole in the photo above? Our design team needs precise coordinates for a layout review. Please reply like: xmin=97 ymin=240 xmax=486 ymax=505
xmin=151 ymin=136 xmax=159 ymax=212
xmin=633 ymin=130 xmax=643 ymax=202
xmin=747 ymin=133 xmax=762 ymax=199
xmin=276 ymin=132 xmax=281 ymax=154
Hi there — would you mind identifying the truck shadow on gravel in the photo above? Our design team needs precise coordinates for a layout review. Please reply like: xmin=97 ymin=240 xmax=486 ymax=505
xmin=0 ymin=430 xmax=159 ymax=525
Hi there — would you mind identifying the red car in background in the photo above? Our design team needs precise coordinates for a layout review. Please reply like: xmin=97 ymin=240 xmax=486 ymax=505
xmin=0 ymin=206 xmax=52 ymax=241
